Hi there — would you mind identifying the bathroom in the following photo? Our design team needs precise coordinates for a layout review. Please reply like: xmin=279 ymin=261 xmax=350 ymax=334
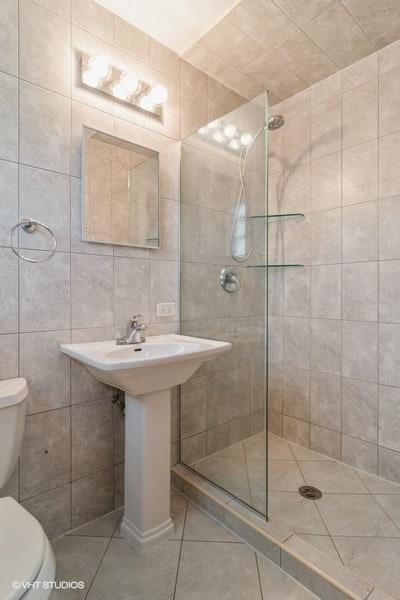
xmin=1 ymin=0 xmax=400 ymax=598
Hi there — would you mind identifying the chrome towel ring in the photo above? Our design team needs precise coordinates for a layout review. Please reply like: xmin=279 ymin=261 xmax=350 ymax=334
xmin=9 ymin=218 xmax=57 ymax=263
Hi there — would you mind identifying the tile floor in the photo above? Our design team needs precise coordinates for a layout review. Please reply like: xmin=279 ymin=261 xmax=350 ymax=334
xmin=49 ymin=487 xmax=318 ymax=600
xmin=192 ymin=433 xmax=400 ymax=599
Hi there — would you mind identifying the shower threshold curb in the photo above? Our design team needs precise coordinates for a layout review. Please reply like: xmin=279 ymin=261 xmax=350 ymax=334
xmin=171 ymin=464 xmax=393 ymax=600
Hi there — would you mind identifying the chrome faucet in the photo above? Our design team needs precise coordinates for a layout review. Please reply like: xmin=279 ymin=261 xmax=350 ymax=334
xmin=116 ymin=314 xmax=147 ymax=345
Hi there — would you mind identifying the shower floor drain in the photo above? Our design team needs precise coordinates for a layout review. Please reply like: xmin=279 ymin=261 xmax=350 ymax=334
xmin=298 ymin=485 xmax=322 ymax=499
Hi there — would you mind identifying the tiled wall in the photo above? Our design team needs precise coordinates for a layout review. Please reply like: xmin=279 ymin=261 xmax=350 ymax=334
xmin=268 ymin=39 xmax=400 ymax=484
xmin=0 ymin=0 xmax=243 ymax=538
xmin=180 ymin=98 xmax=267 ymax=465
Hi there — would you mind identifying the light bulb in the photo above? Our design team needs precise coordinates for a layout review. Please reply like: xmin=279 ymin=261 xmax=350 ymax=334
xmin=224 ymin=124 xmax=237 ymax=138
xmin=120 ymin=71 xmax=140 ymax=95
xmin=240 ymin=133 xmax=253 ymax=146
xmin=82 ymin=69 xmax=100 ymax=88
xmin=228 ymin=139 xmax=241 ymax=151
xmin=111 ymin=81 xmax=129 ymax=101
xmin=213 ymin=131 xmax=225 ymax=143
xmin=148 ymin=84 xmax=168 ymax=106
xmin=207 ymin=120 xmax=219 ymax=129
xmin=88 ymin=55 xmax=110 ymax=80
xmin=197 ymin=127 xmax=207 ymax=135
xmin=137 ymin=94 xmax=155 ymax=112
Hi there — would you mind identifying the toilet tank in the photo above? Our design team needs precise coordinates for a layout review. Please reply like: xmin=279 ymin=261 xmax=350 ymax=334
xmin=0 ymin=378 xmax=28 ymax=489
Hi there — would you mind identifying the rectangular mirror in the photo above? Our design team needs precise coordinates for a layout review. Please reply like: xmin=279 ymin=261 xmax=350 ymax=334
xmin=82 ymin=126 xmax=160 ymax=248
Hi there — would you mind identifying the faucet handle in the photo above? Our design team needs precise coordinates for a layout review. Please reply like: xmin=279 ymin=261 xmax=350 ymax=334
xmin=130 ymin=313 xmax=143 ymax=327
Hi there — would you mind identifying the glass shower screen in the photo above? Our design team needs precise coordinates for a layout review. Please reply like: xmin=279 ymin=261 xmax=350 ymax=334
xmin=179 ymin=92 xmax=269 ymax=517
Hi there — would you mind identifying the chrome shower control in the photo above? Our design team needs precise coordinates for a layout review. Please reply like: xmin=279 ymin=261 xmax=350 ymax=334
xmin=220 ymin=266 xmax=239 ymax=293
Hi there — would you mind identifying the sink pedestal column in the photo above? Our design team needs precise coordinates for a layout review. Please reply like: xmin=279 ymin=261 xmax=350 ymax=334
xmin=120 ymin=388 xmax=174 ymax=551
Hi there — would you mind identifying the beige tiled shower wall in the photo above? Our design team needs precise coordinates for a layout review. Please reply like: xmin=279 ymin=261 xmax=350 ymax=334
xmin=180 ymin=98 xmax=267 ymax=464
xmin=0 ymin=0 xmax=244 ymax=538
xmin=268 ymin=39 xmax=400 ymax=485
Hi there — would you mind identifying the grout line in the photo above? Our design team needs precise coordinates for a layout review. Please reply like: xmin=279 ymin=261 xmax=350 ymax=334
xmin=255 ymin=551 xmax=264 ymax=600
xmin=172 ymin=498 xmax=188 ymax=600
xmin=83 ymin=533 xmax=115 ymax=600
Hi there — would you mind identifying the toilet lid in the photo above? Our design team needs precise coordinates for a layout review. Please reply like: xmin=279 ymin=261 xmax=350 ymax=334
xmin=0 ymin=497 xmax=46 ymax=600
xmin=0 ymin=378 xmax=28 ymax=408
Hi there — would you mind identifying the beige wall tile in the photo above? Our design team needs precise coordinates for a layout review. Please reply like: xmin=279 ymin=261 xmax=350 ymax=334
xmin=21 ymin=330 xmax=71 ymax=415
xmin=379 ymin=66 xmax=400 ymax=136
xmin=283 ymin=111 xmax=311 ymax=167
xmin=342 ymin=378 xmax=378 ymax=443
xmin=273 ymin=0 xmax=337 ymax=27
xmin=22 ymin=485 xmax=71 ymax=539
xmin=0 ymin=248 xmax=18 ymax=334
xmin=379 ymin=260 xmax=400 ymax=323
xmin=310 ymin=208 xmax=341 ymax=264
xmin=0 ymin=0 xmax=17 ymax=75
xmin=379 ymin=196 xmax=400 ymax=260
xmin=342 ymin=321 xmax=378 ymax=382
xmin=19 ymin=0 xmax=70 ymax=97
xmin=311 ymin=264 xmax=341 ymax=319
xmin=342 ymin=140 xmax=378 ymax=205
xmin=310 ymin=72 xmax=341 ymax=107
xmin=311 ymin=96 xmax=341 ymax=160
xmin=0 ymin=160 xmax=18 ymax=247
xmin=283 ymin=366 xmax=310 ymax=420
xmin=227 ymin=0 xmax=297 ymax=51
xmin=72 ymin=468 xmax=114 ymax=528
xmin=379 ymin=38 xmax=400 ymax=74
xmin=378 ymin=385 xmax=400 ymax=452
xmin=342 ymin=201 xmax=378 ymax=262
xmin=342 ymin=79 xmax=378 ymax=148
xmin=183 ymin=44 xmax=238 ymax=83
xmin=334 ymin=41 xmax=377 ymax=70
xmin=71 ymin=254 xmax=113 ymax=328
xmin=310 ymin=424 xmax=340 ymax=459
xmin=72 ymin=398 xmax=114 ymax=479
xmin=379 ymin=130 xmax=400 ymax=198
xmin=379 ymin=323 xmax=400 ymax=387
xmin=20 ymin=252 xmax=71 ymax=332
xmin=311 ymin=319 xmax=341 ymax=376
xmin=271 ymin=31 xmax=333 ymax=80
xmin=71 ymin=0 xmax=113 ymax=43
xmin=342 ymin=0 xmax=400 ymax=39
xmin=342 ymin=262 xmax=378 ymax=321
xmin=199 ymin=18 xmax=265 ymax=71
xmin=181 ymin=60 xmax=207 ymax=95
xmin=283 ymin=414 xmax=309 ymax=446
xmin=311 ymin=151 xmax=341 ymax=211
xmin=303 ymin=3 xmax=370 ymax=60
xmin=19 ymin=81 xmax=70 ymax=174
xmin=310 ymin=371 xmax=341 ymax=430
xmin=342 ymin=53 xmax=378 ymax=91
xmin=0 ymin=72 xmax=17 ymax=162
xmin=243 ymin=53 xmax=304 ymax=93
xmin=20 ymin=407 xmax=71 ymax=500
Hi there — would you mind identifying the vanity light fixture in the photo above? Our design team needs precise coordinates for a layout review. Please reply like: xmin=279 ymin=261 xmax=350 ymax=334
xmin=80 ymin=53 xmax=168 ymax=116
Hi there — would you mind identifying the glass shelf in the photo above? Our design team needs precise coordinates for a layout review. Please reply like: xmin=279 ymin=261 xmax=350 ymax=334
xmin=247 ymin=263 xmax=304 ymax=269
xmin=251 ymin=213 xmax=304 ymax=219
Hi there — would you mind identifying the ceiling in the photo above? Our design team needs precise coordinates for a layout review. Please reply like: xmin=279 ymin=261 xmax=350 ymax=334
xmin=96 ymin=0 xmax=400 ymax=105
xmin=95 ymin=0 xmax=241 ymax=54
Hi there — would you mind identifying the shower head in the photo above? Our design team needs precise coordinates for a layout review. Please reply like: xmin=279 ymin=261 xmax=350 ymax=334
xmin=267 ymin=115 xmax=284 ymax=130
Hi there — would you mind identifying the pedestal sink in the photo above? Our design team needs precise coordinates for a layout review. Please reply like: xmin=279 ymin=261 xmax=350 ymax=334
xmin=61 ymin=334 xmax=231 ymax=551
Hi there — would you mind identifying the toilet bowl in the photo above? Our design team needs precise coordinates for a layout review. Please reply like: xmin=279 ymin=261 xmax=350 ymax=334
xmin=0 ymin=379 xmax=56 ymax=600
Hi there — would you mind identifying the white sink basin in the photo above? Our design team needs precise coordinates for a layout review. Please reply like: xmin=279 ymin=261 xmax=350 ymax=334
xmin=60 ymin=334 xmax=230 ymax=395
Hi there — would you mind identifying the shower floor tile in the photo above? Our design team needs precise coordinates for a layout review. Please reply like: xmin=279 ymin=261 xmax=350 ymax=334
xmin=189 ymin=432 xmax=400 ymax=598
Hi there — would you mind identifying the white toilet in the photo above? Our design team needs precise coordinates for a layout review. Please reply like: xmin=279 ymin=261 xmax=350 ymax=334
xmin=0 ymin=378 xmax=56 ymax=600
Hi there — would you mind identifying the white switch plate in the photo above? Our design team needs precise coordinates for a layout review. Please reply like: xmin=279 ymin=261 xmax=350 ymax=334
xmin=157 ymin=302 xmax=176 ymax=317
